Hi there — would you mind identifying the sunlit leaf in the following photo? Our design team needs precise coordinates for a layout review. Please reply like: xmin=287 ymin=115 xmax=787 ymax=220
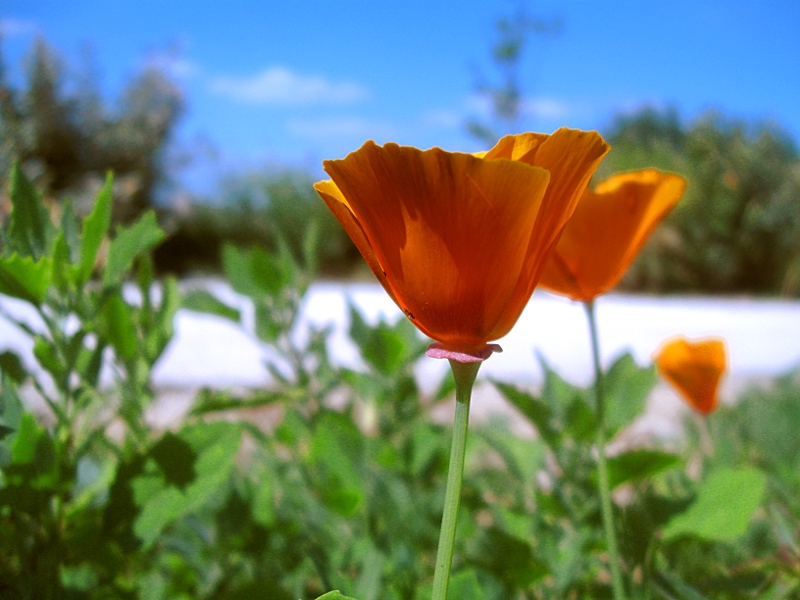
xmin=103 ymin=211 xmax=165 ymax=287
xmin=7 ymin=164 xmax=56 ymax=260
xmin=182 ymin=289 xmax=241 ymax=322
xmin=662 ymin=467 xmax=767 ymax=542
xmin=0 ymin=253 xmax=52 ymax=304
xmin=607 ymin=449 xmax=681 ymax=489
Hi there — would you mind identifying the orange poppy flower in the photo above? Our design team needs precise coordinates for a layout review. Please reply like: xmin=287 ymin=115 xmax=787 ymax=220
xmin=314 ymin=128 xmax=609 ymax=358
xmin=655 ymin=337 xmax=727 ymax=415
xmin=538 ymin=168 xmax=687 ymax=302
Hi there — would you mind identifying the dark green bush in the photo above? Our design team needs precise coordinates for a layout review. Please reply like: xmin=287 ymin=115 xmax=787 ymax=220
xmin=599 ymin=108 xmax=800 ymax=296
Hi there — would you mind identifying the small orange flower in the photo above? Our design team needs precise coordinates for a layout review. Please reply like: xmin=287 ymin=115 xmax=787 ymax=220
xmin=538 ymin=168 xmax=687 ymax=301
xmin=314 ymin=128 xmax=609 ymax=356
xmin=655 ymin=337 xmax=727 ymax=415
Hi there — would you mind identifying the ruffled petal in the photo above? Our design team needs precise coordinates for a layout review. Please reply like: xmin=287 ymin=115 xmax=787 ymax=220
xmin=313 ymin=179 xmax=400 ymax=307
xmin=487 ymin=129 xmax=610 ymax=338
xmin=322 ymin=141 xmax=551 ymax=348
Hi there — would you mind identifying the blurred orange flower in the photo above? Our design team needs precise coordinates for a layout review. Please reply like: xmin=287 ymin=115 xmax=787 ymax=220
xmin=655 ymin=337 xmax=727 ymax=415
xmin=314 ymin=128 xmax=609 ymax=356
xmin=538 ymin=168 xmax=686 ymax=301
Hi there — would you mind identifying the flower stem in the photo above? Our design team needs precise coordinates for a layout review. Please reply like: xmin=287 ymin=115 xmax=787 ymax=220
xmin=431 ymin=359 xmax=481 ymax=600
xmin=585 ymin=300 xmax=627 ymax=600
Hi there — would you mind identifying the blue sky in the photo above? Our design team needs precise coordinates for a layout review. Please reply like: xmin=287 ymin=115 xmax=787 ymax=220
xmin=2 ymin=1 xmax=799 ymax=196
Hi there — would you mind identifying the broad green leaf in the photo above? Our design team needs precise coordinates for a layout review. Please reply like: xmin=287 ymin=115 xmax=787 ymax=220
xmin=603 ymin=353 xmax=657 ymax=436
xmin=0 ymin=253 xmax=52 ymax=304
xmin=662 ymin=467 xmax=767 ymax=542
xmin=607 ymin=449 xmax=681 ymax=489
xmin=78 ymin=174 xmax=113 ymax=284
xmin=149 ymin=432 xmax=196 ymax=490
xmin=103 ymin=211 xmax=165 ymax=287
xmin=182 ymin=289 xmax=241 ymax=322
xmin=7 ymin=164 xmax=56 ymax=260
xmin=447 ymin=570 xmax=483 ymax=600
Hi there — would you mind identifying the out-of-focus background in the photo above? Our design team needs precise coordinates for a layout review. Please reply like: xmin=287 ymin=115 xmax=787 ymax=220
xmin=2 ymin=0 xmax=799 ymax=294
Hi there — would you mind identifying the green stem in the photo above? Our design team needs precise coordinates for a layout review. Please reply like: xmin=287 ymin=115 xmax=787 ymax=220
xmin=585 ymin=300 xmax=627 ymax=600
xmin=431 ymin=359 xmax=480 ymax=600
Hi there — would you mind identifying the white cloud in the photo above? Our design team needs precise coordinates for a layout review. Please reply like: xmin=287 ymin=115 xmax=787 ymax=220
xmin=0 ymin=18 xmax=38 ymax=37
xmin=521 ymin=97 xmax=574 ymax=119
xmin=210 ymin=66 xmax=369 ymax=105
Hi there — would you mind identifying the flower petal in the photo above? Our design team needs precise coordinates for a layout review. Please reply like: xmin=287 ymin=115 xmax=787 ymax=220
xmin=313 ymin=179 xmax=401 ymax=306
xmin=322 ymin=141 xmax=551 ymax=348
xmin=486 ymin=128 xmax=610 ymax=338
xmin=540 ymin=169 xmax=686 ymax=300
xmin=655 ymin=337 xmax=726 ymax=415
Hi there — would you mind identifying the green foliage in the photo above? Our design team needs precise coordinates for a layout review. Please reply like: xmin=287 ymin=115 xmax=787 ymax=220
xmin=153 ymin=168 xmax=359 ymax=277
xmin=1 ymin=168 xmax=797 ymax=599
xmin=599 ymin=107 xmax=800 ymax=295
xmin=662 ymin=467 xmax=767 ymax=542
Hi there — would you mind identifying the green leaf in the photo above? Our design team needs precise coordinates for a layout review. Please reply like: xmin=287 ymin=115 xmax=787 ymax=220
xmin=144 ymin=276 xmax=180 ymax=364
xmin=607 ymin=449 xmax=681 ymax=489
xmin=603 ymin=353 xmax=657 ymax=436
xmin=182 ymin=289 xmax=241 ymax=322
xmin=0 ymin=351 xmax=27 ymax=384
xmin=78 ymin=174 xmax=113 ymax=284
xmin=447 ymin=570 xmax=483 ymax=600
xmin=493 ymin=381 xmax=559 ymax=447
xmin=7 ymin=164 xmax=56 ymax=260
xmin=662 ymin=467 xmax=767 ymax=542
xmin=50 ymin=230 xmax=73 ymax=291
xmin=0 ymin=253 xmax=52 ymax=304
xmin=149 ymin=432 xmax=196 ymax=490
xmin=310 ymin=411 xmax=365 ymax=516
xmin=313 ymin=592 xmax=359 ymax=600
xmin=33 ymin=336 xmax=65 ymax=384
xmin=133 ymin=422 xmax=242 ymax=546
xmin=411 ymin=424 xmax=444 ymax=477
xmin=222 ymin=244 xmax=290 ymax=298
xmin=100 ymin=292 xmax=137 ymax=361
xmin=103 ymin=211 xmax=165 ymax=287
xmin=348 ymin=304 xmax=424 ymax=375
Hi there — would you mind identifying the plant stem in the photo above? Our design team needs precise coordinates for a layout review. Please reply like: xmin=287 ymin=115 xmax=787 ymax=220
xmin=585 ymin=300 xmax=627 ymax=600
xmin=431 ymin=359 xmax=481 ymax=600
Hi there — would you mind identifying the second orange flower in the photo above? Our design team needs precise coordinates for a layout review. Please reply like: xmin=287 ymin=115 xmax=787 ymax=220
xmin=539 ymin=168 xmax=687 ymax=302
